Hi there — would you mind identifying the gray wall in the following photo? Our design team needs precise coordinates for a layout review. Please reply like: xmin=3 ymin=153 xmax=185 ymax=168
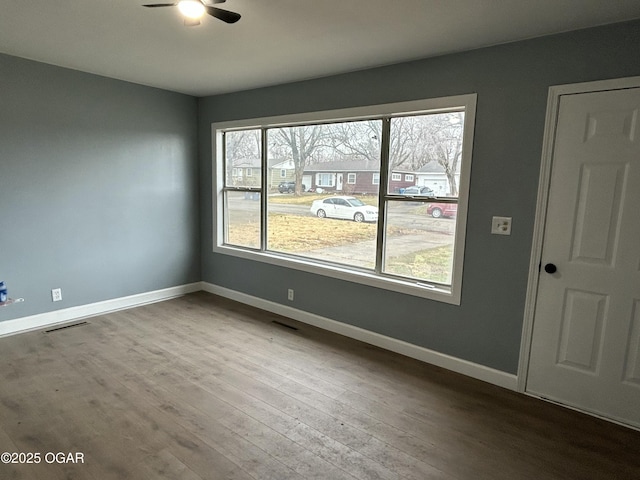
xmin=2 ymin=20 xmax=639 ymax=375
xmin=199 ymin=20 xmax=640 ymax=374
xmin=0 ymin=54 xmax=200 ymax=322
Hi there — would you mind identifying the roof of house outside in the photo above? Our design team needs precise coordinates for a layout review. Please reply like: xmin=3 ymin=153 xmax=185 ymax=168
xmin=415 ymin=162 xmax=460 ymax=174
xmin=230 ymin=158 xmax=292 ymax=169
xmin=304 ymin=159 xmax=413 ymax=173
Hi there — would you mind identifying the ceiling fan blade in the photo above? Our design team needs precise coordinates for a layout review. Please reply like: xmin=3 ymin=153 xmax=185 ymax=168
xmin=143 ymin=3 xmax=178 ymax=7
xmin=205 ymin=6 xmax=241 ymax=23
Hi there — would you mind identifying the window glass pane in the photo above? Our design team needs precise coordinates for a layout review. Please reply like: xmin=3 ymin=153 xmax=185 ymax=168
xmin=225 ymin=130 xmax=261 ymax=187
xmin=265 ymin=120 xmax=382 ymax=267
xmin=225 ymin=191 xmax=261 ymax=249
xmin=383 ymin=200 xmax=457 ymax=285
xmin=388 ymin=112 xmax=464 ymax=197
xmin=216 ymin=96 xmax=475 ymax=302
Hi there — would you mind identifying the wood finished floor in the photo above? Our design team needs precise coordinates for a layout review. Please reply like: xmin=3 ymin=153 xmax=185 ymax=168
xmin=1 ymin=292 xmax=639 ymax=480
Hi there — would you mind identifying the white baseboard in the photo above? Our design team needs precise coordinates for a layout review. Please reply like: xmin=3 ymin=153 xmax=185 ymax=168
xmin=1 ymin=281 xmax=517 ymax=391
xmin=0 ymin=283 xmax=202 ymax=337
xmin=201 ymin=282 xmax=518 ymax=391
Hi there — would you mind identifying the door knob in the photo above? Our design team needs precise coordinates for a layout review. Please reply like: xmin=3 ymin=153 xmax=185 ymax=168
xmin=544 ymin=263 xmax=557 ymax=274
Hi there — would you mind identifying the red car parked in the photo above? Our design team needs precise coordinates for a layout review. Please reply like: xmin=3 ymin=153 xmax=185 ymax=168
xmin=427 ymin=202 xmax=457 ymax=218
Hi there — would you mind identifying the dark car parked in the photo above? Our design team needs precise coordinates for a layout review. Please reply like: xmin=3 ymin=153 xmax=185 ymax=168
xmin=401 ymin=186 xmax=436 ymax=196
xmin=278 ymin=181 xmax=306 ymax=193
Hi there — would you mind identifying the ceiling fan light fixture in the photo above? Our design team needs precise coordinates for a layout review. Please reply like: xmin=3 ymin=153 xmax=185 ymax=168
xmin=177 ymin=0 xmax=205 ymax=19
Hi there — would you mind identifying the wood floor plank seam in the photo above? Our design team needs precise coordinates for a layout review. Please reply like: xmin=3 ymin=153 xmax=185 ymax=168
xmin=78 ymin=326 xmax=420 ymax=480
xmin=110 ymin=302 xmax=536 ymax=478
xmin=101 ymin=296 xmax=640 ymax=480
xmin=104 ymin=306 xmax=456 ymax=473
xmin=2 ymin=292 xmax=640 ymax=480
xmin=68 ymin=346 xmax=303 ymax=480
xmin=60 ymin=325 xmax=372 ymax=480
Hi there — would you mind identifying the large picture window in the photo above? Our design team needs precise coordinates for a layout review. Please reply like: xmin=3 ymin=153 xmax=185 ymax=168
xmin=316 ymin=173 xmax=335 ymax=187
xmin=214 ymin=95 xmax=476 ymax=303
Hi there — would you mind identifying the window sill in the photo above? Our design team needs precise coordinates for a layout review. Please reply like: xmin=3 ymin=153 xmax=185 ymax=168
xmin=213 ymin=244 xmax=461 ymax=305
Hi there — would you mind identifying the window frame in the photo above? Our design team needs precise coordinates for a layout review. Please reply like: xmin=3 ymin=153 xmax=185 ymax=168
xmin=316 ymin=173 xmax=335 ymax=187
xmin=213 ymin=94 xmax=476 ymax=305
xmin=347 ymin=173 xmax=357 ymax=184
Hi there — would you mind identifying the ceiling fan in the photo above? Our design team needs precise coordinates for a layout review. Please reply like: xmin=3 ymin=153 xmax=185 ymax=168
xmin=143 ymin=0 xmax=241 ymax=26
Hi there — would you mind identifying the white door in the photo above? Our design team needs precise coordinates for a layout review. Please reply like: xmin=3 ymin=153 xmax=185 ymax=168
xmin=302 ymin=175 xmax=312 ymax=192
xmin=527 ymin=85 xmax=640 ymax=428
xmin=336 ymin=173 xmax=343 ymax=191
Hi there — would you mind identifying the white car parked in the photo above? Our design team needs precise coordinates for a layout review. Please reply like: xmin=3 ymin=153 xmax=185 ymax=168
xmin=310 ymin=196 xmax=378 ymax=222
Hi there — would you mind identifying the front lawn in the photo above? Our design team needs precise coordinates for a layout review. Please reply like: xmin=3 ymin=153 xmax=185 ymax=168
xmin=272 ymin=214 xmax=379 ymax=251
xmin=384 ymin=246 xmax=453 ymax=284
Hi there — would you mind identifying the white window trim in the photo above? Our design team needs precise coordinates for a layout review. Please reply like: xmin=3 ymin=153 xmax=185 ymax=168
xmin=391 ymin=173 xmax=402 ymax=181
xmin=372 ymin=173 xmax=380 ymax=185
xmin=347 ymin=173 xmax=357 ymax=184
xmin=212 ymin=94 xmax=477 ymax=305
xmin=280 ymin=169 xmax=287 ymax=178
xmin=405 ymin=174 xmax=414 ymax=181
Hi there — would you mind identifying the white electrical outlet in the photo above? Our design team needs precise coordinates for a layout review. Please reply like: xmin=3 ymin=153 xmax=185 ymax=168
xmin=51 ymin=288 xmax=63 ymax=302
xmin=287 ymin=288 xmax=294 ymax=301
xmin=491 ymin=216 xmax=512 ymax=235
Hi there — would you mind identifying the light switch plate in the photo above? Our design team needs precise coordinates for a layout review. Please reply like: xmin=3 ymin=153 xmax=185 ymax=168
xmin=491 ymin=216 xmax=512 ymax=235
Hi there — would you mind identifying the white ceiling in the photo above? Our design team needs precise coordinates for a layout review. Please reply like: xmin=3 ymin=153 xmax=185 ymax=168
xmin=1 ymin=1 xmax=639 ymax=97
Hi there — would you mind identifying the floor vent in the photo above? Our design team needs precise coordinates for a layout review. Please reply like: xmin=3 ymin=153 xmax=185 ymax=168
xmin=272 ymin=320 xmax=299 ymax=331
xmin=44 ymin=321 xmax=89 ymax=333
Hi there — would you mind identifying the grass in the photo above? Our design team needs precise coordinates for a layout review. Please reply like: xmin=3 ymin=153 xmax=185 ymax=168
xmin=384 ymin=245 xmax=453 ymax=285
xmin=270 ymin=214 xmax=381 ymax=251
xmin=228 ymin=214 xmax=378 ymax=251
xmin=228 ymin=213 xmax=453 ymax=285
xmin=228 ymin=214 xmax=431 ymax=252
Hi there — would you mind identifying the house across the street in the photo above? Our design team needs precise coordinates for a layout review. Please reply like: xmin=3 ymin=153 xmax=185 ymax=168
xmin=302 ymin=160 xmax=416 ymax=195
xmin=414 ymin=161 xmax=461 ymax=196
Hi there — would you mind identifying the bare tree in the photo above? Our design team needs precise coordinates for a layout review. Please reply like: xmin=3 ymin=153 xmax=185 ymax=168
xmin=225 ymin=130 xmax=261 ymax=186
xmin=330 ymin=120 xmax=382 ymax=163
xmin=265 ymin=112 xmax=464 ymax=196
xmin=421 ymin=112 xmax=464 ymax=196
xmin=225 ymin=129 xmax=260 ymax=161
xmin=311 ymin=114 xmax=464 ymax=195
xmin=388 ymin=113 xmax=464 ymax=195
xmin=389 ymin=116 xmax=426 ymax=170
xmin=271 ymin=125 xmax=326 ymax=195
